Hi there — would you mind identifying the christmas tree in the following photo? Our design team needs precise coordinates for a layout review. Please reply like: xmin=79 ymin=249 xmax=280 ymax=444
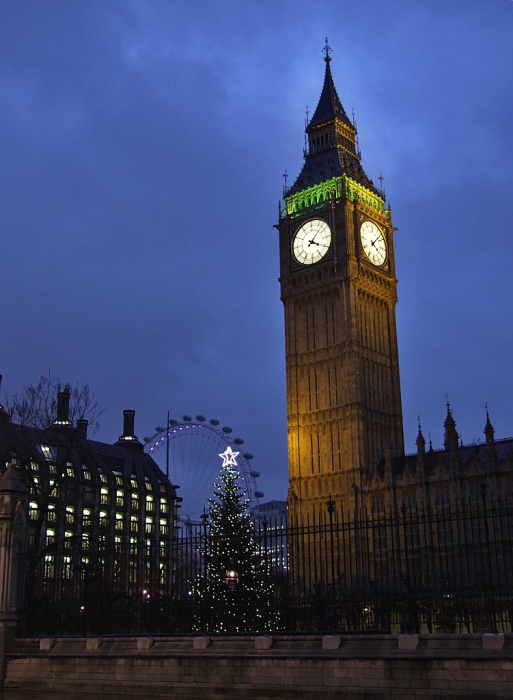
xmin=191 ymin=446 xmax=272 ymax=632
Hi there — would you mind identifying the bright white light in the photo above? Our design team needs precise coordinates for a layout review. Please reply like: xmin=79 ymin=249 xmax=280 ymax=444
xmin=218 ymin=445 xmax=239 ymax=467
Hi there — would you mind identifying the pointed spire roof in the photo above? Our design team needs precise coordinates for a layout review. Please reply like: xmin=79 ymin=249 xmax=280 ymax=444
xmin=287 ymin=41 xmax=378 ymax=197
xmin=416 ymin=420 xmax=426 ymax=461
xmin=484 ymin=406 xmax=495 ymax=444
xmin=444 ymin=402 xmax=459 ymax=453
xmin=416 ymin=422 xmax=426 ymax=447
xmin=307 ymin=54 xmax=353 ymax=131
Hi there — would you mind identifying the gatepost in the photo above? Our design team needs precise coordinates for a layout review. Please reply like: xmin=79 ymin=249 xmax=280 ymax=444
xmin=0 ymin=459 xmax=28 ymax=684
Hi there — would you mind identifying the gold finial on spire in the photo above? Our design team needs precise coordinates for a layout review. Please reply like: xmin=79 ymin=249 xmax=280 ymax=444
xmin=323 ymin=37 xmax=332 ymax=62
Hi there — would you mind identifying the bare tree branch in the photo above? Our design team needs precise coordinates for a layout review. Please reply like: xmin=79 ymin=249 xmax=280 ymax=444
xmin=4 ymin=372 xmax=105 ymax=432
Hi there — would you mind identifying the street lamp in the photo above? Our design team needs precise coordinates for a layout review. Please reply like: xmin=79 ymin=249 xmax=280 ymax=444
xmin=225 ymin=559 xmax=239 ymax=591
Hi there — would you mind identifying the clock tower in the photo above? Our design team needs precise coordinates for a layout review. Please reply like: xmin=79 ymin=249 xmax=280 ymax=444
xmin=278 ymin=46 xmax=404 ymax=519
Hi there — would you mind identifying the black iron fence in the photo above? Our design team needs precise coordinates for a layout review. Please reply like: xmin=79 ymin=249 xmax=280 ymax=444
xmin=23 ymin=499 xmax=513 ymax=636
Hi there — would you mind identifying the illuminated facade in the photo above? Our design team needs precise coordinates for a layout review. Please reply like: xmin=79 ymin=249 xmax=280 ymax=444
xmin=278 ymin=49 xmax=513 ymax=524
xmin=277 ymin=48 xmax=403 ymax=520
xmin=0 ymin=391 xmax=179 ymax=601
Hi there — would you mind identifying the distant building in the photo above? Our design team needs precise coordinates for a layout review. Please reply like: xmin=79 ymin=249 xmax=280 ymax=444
xmin=256 ymin=500 xmax=287 ymax=520
xmin=0 ymin=390 xmax=180 ymax=609
xmin=256 ymin=500 xmax=287 ymax=573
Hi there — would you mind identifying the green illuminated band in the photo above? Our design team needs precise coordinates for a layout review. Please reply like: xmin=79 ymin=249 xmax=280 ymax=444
xmin=284 ymin=175 xmax=388 ymax=218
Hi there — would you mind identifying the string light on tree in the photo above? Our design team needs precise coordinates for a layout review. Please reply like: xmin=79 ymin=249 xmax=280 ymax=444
xmin=189 ymin=449 xmax=276 ymax=632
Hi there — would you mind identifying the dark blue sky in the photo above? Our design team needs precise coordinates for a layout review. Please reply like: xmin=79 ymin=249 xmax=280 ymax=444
xmin=1 ymin=0 xmax=512 ymax=503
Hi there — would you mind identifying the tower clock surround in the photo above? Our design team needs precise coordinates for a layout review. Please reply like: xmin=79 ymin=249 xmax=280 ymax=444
xmin=360 ymin=220 xmax=387 ymax=267
xmin=292 ymin=218 xmax=332 ymax=265
xmin=277 ymin=49 xmax=404 ymax=520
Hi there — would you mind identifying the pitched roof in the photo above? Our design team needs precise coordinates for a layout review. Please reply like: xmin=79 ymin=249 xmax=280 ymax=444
xmin=0 ymin=421 xmax=179 ymax=498
xmin=287 ymin=57 xmax=378 ymax=197
xmin=287 ymin=145 xmax=376 ymax=196
xmin=307 ymin=58 xmax=353 ymax=130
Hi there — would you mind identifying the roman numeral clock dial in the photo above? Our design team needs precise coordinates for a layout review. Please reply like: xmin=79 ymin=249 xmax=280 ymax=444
xmin=360 ymin=220 xmax=387 ymax=266
xmin=292 ymin=219 xmax=331 ymax=265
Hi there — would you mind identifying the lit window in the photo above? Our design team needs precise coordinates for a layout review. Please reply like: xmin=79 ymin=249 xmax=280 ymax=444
xmin=47 ymin=505 xmax=56 ymax=522
xmin=145 ymin=517 xmax=153 ymax=533
xmin=115 ymin=513 xmax=123 ymax=530
xmin=30 ymin=461 xmax=39 ymax=471
xmin=100 ymin=511 xmax=107 ymax=520
xmin=131 ymin=478 xmax=137 ymax=489
xmin=146 ymin=496 xmax=154 ymax=511
xmin=65 ymin=506 xmax=74 ymax=524
xmin=49 ymin=464 xmax=57 ymax=474
xmin=99 ymin=472 xmax=108 ymax=483
xmin=116 ymin=490 xmax=124 ymax=507
xmin=116 ymin=476 xmax=123 ymax=485
xmin=160 ymin=499 xmax=169 ymax=513
xmin=66 ymin=467 xmax=74 ymax=477
xmin=63 ymin=556 xmax=72 ymax=579
xmin=131 ymin=515 xmax=138 ymax=532
xmin=100 ymin=488 xmax=109 ymax=505
xmin=64 ymin=531 xmax=73 ymax=548
xmin=44 ymin=555 xmax=54 ymax=578
xmin=38 ymin=444 xmax=57 ymax=462
xmin=83 ymin=470 xmax=91 ymax=480
xmin=160 ymin=519 xmax=168 ymax=535
xmin=29 ymin=502 xmax=38 ymax=519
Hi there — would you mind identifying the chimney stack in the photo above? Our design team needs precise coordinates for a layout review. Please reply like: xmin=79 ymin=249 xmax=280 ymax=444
xmin=76 ymin=419 xmax=88 ymax=441
xmin=122 ymin=409 xmax=135 ymax=438
xmin=52 ymin=390 xmax=72 ymax=427
xmin=115 ymin=409 xmax=143 ymax=451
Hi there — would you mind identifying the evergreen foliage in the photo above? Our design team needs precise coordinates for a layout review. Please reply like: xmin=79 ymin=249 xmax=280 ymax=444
xmin=191 ymin=461 xmax=272 ymax=632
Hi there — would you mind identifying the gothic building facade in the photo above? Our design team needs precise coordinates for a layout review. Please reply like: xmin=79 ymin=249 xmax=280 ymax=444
xmin=278 ymin=48 xmax=513 ymax=522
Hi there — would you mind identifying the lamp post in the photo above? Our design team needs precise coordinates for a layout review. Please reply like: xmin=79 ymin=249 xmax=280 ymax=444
xmin=325 ymin=496 xmax=336 ymax=587
xmin=225 ymin=559 xmax=239 ymax=591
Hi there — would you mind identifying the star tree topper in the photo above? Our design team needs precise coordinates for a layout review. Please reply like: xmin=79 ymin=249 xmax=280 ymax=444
xmin=219 ymin=445 xmax=239 ymax=467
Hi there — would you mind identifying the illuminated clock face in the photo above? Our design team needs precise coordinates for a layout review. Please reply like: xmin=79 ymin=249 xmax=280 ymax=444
xmin=292 ymin=219 xmax=331 ymax=265
xmin=360 ymin=220 xmax=387 ymax=266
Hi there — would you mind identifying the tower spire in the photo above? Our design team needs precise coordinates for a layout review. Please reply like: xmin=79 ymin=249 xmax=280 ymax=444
xmin=416 ymin=418 xmax=426 ymax=464
xmin=307 ymin=46 xmax=353 ymax=131
xmin=287 ymin=45 xmax=378 ymax=197
xmin=444 ymin=402 xmax=459 ymax=453
xmin=484 ymin=405 xmax=495 ymax=445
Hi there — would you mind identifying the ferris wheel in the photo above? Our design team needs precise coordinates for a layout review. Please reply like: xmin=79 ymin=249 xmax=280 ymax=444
xmin=143 ymin=416 xmax=263 ymax=523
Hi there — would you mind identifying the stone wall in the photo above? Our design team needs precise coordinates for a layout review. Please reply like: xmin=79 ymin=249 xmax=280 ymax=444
xmin=4 ymin=633 xmax=513 ymax=699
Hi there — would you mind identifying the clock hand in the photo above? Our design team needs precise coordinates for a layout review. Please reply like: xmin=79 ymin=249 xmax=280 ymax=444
xmin=308 ymin=239 xmax=319 ymax=246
